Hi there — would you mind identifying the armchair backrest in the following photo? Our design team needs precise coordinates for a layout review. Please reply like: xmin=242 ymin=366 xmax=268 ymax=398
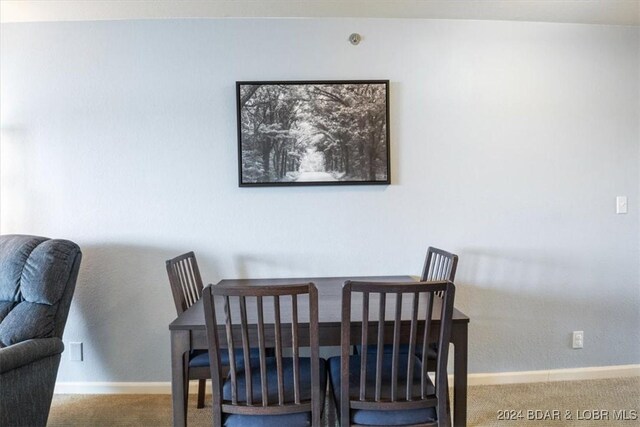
xmin=0 ymin=235 xmax=82 ymax=347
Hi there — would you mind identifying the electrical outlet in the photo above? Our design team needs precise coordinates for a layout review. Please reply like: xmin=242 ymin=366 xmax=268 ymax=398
xmin=572 ymin=331 xmax=584 ymax=349
xmin=69 ymin=342 xmax=83 ymax=361
xmin=616 ymin=196 xmax=628 ymax=214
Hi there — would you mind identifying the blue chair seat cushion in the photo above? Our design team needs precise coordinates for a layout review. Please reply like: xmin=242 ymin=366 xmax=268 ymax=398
xmin=189 ymin=348 xmax=264 ymax=368
xmin=328 ymin=355 xmax=436 ymax=426
xmin=222 ymin=357 xmax=327 ymax=427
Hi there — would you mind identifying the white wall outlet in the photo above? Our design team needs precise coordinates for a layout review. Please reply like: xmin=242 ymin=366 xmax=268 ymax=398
xmin=572 ymin=331 xmax=584 ymax=349
xmin=69 ymin=342 xmax=83 ymax=361
xmin=616 ymin=196 xmax=628 ymax=214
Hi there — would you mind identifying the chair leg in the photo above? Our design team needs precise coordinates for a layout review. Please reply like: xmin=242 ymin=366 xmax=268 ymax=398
xmin=183 ymin=364 xmax=190 ymax=411
xmin=197 ymin=379 xmax=206 ymax=408
xmin=441 ymin=374 xmax=452 ymax=427
xmin=445 ymin=374 xmax=451 ymax=415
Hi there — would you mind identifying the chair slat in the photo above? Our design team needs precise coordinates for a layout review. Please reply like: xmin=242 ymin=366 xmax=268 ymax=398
xmin=442 ymin=258 xmax=450 ymax=280
xmin=273 ymin=296 xmax=284 ymax=405
xmin=391 ymin=293 xmax=402 ymax=401
xmin=189 ymin=256 xmax=204 ymax=298
xmin=291 ymin=294 xmax=301 ymax=404
xmin=179 ymin=261 xmax=196 ymax=307
xmin=239 ymin=296 xmax=253 ymax=405
xmin=224 ymin=296 xmax=238 ymax=405
xmin=308 ymin=285 xmax=321 ymax=427
xmin=256 ymin=296 xmax=268 ymax=406
xmin=172 ymin=263 xmax=183 ymax=299
xmin=427 ymin=254 xmax=436 ymax=280
xmin=186 ymin=260 xmax=198 ymax=305
xmin=406 ymin=292 xmax=419 ymax=400
xmin=442 ymin=255 xmax=450 ymax=279
xmin=375 ymin=293 xmax=386 ymax=401
xmin=175 ymin=262 xmax=190 ymax=307
xmin=340 ymin=282 xmax=352 ymax=427
xmin=437 ymin=283 xmax=455 ymax=424
xmin=421 ymin=292 xmax=434 ymax=399
xmin=435 ymin=255 xmax=444 ymax=280
xmin=359 ymin=292 xmax=369 ymax=401
xmin=429 ymin=255 xmax=437 ymax=280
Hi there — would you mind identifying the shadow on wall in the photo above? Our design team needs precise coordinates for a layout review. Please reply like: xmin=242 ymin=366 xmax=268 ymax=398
xmin=59 ymin=243 xmax=222 ymax=382
xmin=58 ymin=243 xmax=636 ymax=381
xmin=453 ymin=248 xmax=637 ymax=373
xmin=232 ymin=253 xmax=313 ymax=280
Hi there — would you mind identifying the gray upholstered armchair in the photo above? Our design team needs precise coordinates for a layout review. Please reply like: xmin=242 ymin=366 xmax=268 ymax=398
xmin=0 ymin=235 xmax=82 ymax=427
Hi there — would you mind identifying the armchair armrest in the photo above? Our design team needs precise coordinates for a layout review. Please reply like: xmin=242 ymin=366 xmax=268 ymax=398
xmin=0 ymin=338 xmax=64 ymax=374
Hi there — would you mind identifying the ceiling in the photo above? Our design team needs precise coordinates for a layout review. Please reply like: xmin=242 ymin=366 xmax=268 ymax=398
xmin=1 ymin=0 xmax=639 ymax=26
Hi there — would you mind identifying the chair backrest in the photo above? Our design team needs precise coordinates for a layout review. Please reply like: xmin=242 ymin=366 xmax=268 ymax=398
xmin=0 ymin=234 xmax=82 ymax=346
xmin=165 ymin=251 xmax=204 ymax=315
xmin=203 ymin=283 xmax=320 ymax=426
xmin=422 ymin=247 xmax=458 ymax=300
xmin=421 ymin=247 xmax=458 ymax=283
xmin=340 ymin=280 xmax=455 ymax=427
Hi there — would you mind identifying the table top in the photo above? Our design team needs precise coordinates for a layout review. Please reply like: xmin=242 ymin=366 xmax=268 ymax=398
xmin=170 ymin=275 xmax=469 ymax=330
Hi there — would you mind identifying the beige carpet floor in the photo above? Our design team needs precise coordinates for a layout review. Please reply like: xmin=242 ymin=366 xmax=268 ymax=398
xmin=48 ymin=377 xmax=640 ymax=426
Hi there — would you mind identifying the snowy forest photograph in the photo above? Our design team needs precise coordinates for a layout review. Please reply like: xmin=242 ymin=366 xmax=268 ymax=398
xmin=237 ymin=80 xmax=390 ymax=186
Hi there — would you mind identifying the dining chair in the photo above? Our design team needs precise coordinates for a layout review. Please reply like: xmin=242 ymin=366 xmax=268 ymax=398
xmin=418 ymin=247 xmax=458 ymax=364
xmin=202 ymin=282 xmax=325 ymax=426
xmin=166 ymin=251 xmax=210 ymax=409
xmin=359 ymin=246 xmax=458 ymax=358
xmin=166 ymin=251 xmax=265 ymax=410
xmin=421 ymin=247 xmax=458 ymax=294
xmin=329 ymin=280 xmax=455 ymax=426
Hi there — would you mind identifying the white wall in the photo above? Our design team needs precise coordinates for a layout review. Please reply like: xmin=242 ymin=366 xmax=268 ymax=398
xmin=1 ymin=18 xmax=638 ymax=382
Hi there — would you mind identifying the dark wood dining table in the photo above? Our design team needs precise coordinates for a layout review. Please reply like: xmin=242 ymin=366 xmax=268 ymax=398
xmin=169 ymin=275 xmax=470 ymax=427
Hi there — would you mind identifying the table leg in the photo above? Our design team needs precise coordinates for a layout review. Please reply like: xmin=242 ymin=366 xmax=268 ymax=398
xmin=171 ymin=330 xmax=190 ymax=427
xmin=452 ymin=323 xmax=468 ymax=427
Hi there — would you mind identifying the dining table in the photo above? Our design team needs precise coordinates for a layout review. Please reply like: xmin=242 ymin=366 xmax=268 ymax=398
xmin=169 ymin=275 xmax=470 ymax=427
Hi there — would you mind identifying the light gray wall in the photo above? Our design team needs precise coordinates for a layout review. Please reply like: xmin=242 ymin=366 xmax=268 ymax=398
xmin=1 ymin=18 xmax=638 ymax=382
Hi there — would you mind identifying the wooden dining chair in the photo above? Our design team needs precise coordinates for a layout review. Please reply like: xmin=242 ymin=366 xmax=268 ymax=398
xmin=359 ymin=246 xmax=458 ymax=358
xmin=419 ymin=247 xmax=458 ymax=361
xmin=166 ymin=252 xmax=267 ymax=410
xmin=421 ymin=247 xmax=459 ymax=294
xmin=202 ymin=282 xmax=325 ymax=427
xmin=166 ymin=251 xmax=210 ymax=409
xmin=329 ymin=280 xmax=455 ymax=426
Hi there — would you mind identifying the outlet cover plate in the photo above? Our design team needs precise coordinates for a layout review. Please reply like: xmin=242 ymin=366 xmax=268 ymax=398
xmin=69 ymin=342 xmax=83 ymax=361
xmin=616 ymin=196 xmax=628 ymax=214
xmin=572 ymin=331 xmax=584 ymax=349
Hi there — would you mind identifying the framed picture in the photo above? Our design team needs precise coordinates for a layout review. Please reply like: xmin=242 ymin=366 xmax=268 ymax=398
xmin=236 ymin=80 xmax=390 ymax=187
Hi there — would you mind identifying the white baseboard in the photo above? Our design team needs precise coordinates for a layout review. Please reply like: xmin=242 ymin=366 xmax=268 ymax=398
xmin=466 ymin=364 xmax=640 ymax=386
xmin=54 ymin=382 xmax=174 ymax=394
xmin=54 ymin=364 xmax=640 ymax=395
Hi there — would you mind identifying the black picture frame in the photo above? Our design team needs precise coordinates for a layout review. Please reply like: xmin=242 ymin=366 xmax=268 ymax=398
xmin=236 ymin=80 xmax=391 ymax=187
